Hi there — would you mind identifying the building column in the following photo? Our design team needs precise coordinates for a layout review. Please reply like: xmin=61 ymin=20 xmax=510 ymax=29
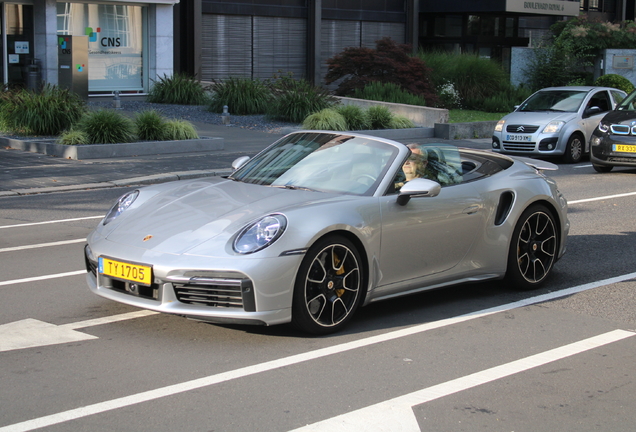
xmin=33 ymin=0 xmax=58 ymax=85
xmin=149 ymin=4 xmax=175 ymax=85
xmin=406 ymin=0 xmax=419 ymax=54
xmin=307 ymin=0 xmax=321 ymax=85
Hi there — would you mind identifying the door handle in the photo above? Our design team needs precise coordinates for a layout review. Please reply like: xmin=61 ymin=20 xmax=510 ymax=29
xmin=463 ymin=204 xmax=480 ymax=215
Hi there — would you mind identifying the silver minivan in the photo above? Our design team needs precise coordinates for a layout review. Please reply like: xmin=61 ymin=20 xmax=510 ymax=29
xmin=492 ymin=86 xmax=626 ymax=163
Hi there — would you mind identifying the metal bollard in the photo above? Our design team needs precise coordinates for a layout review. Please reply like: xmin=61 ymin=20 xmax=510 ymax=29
xmin=112 ymin=91 xmax=121 ymax=109
xmin=222 ymin=105 xmax=231 ymax=125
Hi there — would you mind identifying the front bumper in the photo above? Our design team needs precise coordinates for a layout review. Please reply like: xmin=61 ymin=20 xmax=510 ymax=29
xmin=492 ymin=132 xmax=564 ymax=157
xmin=85 ymin=240 xmax=302 ymax=326
xmin=590 ymin=134 xmax=636 ymax=167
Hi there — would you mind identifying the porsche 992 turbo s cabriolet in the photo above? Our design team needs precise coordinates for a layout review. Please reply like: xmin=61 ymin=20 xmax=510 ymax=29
xmin=85 ymin=131 xmax=569 ymax=334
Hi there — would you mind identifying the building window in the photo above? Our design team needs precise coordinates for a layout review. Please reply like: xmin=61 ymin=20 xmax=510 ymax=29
xmin=57 ymin=3 xmax=146 ymax=92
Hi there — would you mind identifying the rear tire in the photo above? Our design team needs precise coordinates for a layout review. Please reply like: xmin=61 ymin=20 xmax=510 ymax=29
xmin=563 ymin=134 xmax=584 ymax=164
xmin=292 ymin=235 xmax=364 ymax=334
xmin=505 ymin=205 xmax=558 ymax=290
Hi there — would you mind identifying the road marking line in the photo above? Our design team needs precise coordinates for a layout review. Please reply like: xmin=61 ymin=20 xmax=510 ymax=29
xmin=574 ymin=164 xmax=592 ymax=169
xmin=0 ymin=319 xmax=98 ymax=353
xmin=60 ymin=310 xmax=159 ymax=330
xmin=569 ymin=191 xmax=636 ymax=204
xmin=0 ymin=239 xmax=85 ymax=253
xmin=0 ymin=270 xmax=86 ymax=287
xmin=2 ymin=271 xmax=636 ymax=432
xmin=290 ymin=329 xmax=635 ymax=432
xmin=0 ymin=216 xmax=103 ymax=229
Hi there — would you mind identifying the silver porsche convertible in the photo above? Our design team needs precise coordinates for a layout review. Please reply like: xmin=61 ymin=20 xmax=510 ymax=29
xmin=85 ymin=131 xmax=569 ymax=334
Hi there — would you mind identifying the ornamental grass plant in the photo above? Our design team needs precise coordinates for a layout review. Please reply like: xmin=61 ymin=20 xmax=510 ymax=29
xmin=147 ymin=73 xmax=210 ymax=105
xmin=209 ymin=77 xmax=271 ymax=115
xmin=366 ymin=106 xmax=394 ymax=130
xmin=135 ymin=110 xmax=168 ymax=141
xmin=335 ymin=105 xmax=370 ymax=130
xmin=78 ymin=109 xmax=136 ymax=144
xmin=302 ymin=108 xmax=348 ymax=131
xmin=164 ymin=119 xmax=199 ymax=140
xmin=353 ymin=82 xmax=427 ymax=106
xmin=57 ymin=129 xmax=89 ymax=145
xmin=267 ymin=75 xmax=336 ymax=123
xmin=0 ymin=85 xmax=85 ymax=136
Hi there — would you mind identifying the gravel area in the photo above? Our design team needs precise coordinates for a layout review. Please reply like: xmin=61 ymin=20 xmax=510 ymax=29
xmin=88 ymin=100 xmax=299 ymax=134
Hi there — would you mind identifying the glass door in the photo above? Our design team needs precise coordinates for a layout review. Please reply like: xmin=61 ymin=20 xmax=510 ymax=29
xmin=4 ymin=3 xmax=34 ymax=87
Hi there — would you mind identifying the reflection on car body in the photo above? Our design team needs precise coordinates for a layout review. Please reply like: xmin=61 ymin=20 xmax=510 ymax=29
xmin=85 ymin=131 xmax=569 ymax=334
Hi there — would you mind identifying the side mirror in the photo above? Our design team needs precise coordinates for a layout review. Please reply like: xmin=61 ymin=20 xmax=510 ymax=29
xmin=232 ymin=156 xmax=250 ymax=170
xmin=396 ymin=178 xmax=441 ymax=206
xmin=584 ymin=106 xmax=602 ymax=117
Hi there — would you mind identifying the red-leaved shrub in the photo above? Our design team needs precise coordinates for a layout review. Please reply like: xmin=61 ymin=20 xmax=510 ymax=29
xmin=325 ymin=37 xmax=438 ymax=106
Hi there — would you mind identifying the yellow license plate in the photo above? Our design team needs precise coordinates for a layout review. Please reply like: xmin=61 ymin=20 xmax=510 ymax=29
xmin=99 ymin=256 xmax=152 ymax=286
xmin=613 ymin=144 xmax=636 ymax=153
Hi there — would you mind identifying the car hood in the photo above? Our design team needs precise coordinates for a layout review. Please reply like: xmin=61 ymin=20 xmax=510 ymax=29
xmin=503 ymin=111 xmax=576 ymax=125
xmin=600 ymin=109 xmax=636 ymax=125
xmin=103 ymin=178 xmax=335 ymax=255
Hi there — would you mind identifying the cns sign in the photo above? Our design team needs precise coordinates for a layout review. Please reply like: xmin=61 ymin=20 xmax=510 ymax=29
xmin=86 ymin=27 xmax=121 ymax=48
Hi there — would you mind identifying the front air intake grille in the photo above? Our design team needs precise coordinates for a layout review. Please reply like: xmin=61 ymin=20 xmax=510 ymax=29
xmin=169 ymin=276 xmax=254 ymax=310
xmin=502 ymin=142 xmax=535 ymax=152
xmin=506 ymin=124 xmax=539 ymax=133
xmin=174 ymin=283 xmax=243 ymax=308
xmin=610 ymin=124 xmax=630 ymax=135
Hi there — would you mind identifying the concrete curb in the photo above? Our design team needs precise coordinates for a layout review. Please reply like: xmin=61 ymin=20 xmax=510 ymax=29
xmin=0 ymin=169 xmax=233 ymax=196
xmin=1 ymin=136 xmax=225 ymax=160
xmin=279 ymin=127 xmax=435 ymax=140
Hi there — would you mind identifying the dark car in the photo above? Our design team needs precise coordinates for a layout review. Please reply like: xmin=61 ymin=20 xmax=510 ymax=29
xmin=590 ymin=89 xmax=636 ymax=172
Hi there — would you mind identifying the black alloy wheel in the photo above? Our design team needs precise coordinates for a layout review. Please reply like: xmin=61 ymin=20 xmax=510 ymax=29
xmin=506 ymin=205 xmax=558 ymax=289
xmin=292 ymin=235 xmax=364 ymax=334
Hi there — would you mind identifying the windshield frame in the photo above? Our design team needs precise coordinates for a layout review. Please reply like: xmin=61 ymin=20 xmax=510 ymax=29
xmin=230 ymin=132 xmax=402 ymax=196
xmin=616 ymin=89 xmax=636 ymax=112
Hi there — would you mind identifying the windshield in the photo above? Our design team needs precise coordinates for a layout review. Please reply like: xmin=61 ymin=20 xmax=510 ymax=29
xmin=616 ymin=90 xmax=636 ymax=111
xmin=518 ymin=90 xmax=588 ymax=112
xmin=230 ymin=132 xmax=400 ymax=196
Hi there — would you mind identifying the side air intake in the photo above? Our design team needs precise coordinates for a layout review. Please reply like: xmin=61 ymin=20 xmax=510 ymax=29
xmin=495 ymin=191 xmax=515 ymax=226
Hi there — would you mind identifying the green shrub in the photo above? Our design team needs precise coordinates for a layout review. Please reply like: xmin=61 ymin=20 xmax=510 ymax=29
xmin=135 ymin=110 xmax=168 ymax=141
xmin=147 ymin=73 xmax=209 ymax=105
xmin=389 ymin=116 xmax=415 ymax=129
xmin=78 ymin=110 xmax=136 ymax=144
xmin=0 ymin=85 xmax=85 ymax=135
xmin=353 ymin=81 xmax=427 ymax=106
xmin=366 ymin=106 xmax=393 ymax=130
xmin=57 ymin=129 xmax=89 ymax=145
xmin=268 ymin=76 xmax=335 ymax=123
xmin=302 ymin=108 xmax=348 ymax=131
xmin=209 ymin=77 xmax=271 ymax=115
xmin=594 ymin=74 xmax=635 ymax=93
xmin=164 ymin=119 xmax=199 ymax=140
xmin=335 ymin=105 xmax=370 ymax=130
xmin=467 ymin=85 xmax=533 ymax=113
xmin=419 ymin=51 xmax=509 ymax=107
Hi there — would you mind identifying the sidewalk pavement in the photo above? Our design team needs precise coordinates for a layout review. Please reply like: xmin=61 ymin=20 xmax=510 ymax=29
xmin=0 ymin=118 xmax=492 ymax=197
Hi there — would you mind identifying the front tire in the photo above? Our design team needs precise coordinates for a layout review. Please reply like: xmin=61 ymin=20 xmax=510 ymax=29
xmin=563 ymin=134 xmax=584 ymax=164
xmin=505 ymin=205 xmax=558 ymax=290
xmin=292 ymin=235 xmax=364 ymax=334
xmin=593 ymin=164 xmax=613 ymax=173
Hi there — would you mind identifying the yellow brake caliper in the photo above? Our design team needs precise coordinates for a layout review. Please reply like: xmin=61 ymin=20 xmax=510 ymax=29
xmin=333 ymin=253 xmax=345 ymax=297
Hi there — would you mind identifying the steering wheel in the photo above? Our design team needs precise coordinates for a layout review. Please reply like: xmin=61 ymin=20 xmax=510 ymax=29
xmin=355 ymin=174 xmax=376 ymax=186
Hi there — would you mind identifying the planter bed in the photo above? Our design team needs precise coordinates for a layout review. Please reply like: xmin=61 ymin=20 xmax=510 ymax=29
xmin=1 ymin=136 xmax=224 ymax=160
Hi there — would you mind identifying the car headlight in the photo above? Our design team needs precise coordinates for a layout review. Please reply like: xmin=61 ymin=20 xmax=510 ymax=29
xmin=103 ymin=190 xmax=139 ymax=226
xmin=598 ymin=122 xmax=610 ymax=133
xmin=494 ymin=120 xmax=505 ymax=132
xmin=233 ymin=214 xmax=287 ymax=254
xmin=542 ymin=121 xmax=565 ymax=134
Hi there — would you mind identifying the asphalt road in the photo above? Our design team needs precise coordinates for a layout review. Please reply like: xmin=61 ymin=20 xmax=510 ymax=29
xmin=1 ymin=158 xmax=636 ymax=431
